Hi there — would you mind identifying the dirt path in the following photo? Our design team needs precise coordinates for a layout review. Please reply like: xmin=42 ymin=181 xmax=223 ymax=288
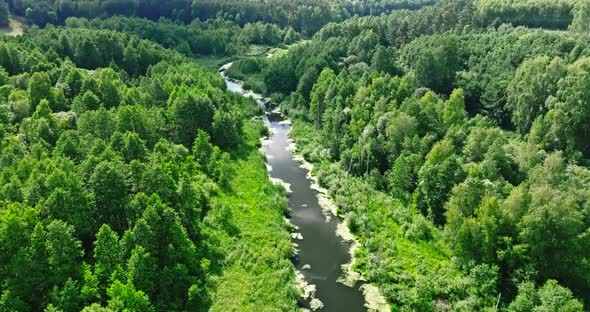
xmin=1 ymin=16 xmax=25 ymax=36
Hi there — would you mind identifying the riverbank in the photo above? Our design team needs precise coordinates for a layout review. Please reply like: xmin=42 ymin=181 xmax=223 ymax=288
xmin=287 ymin=119 xmax=463 ymax=311
xmin=289 ymin=132 xmax=391 ymax=312
xmin=222 ymin=64 xmax=376 ymax=311
xmin=207 ymin=120 xmax=299 ymax=311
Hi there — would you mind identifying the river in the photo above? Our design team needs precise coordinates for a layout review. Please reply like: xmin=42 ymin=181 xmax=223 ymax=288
xmin=221 ymin=64 xmax=368 ymax=311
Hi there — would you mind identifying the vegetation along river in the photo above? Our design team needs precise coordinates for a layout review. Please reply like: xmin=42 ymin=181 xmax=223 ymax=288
xmin=221 ymin=63 xmax=368 ymax=311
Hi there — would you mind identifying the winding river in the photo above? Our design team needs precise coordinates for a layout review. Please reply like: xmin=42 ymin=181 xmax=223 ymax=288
xmin=221 ymin=64 xmax=368 ymax=311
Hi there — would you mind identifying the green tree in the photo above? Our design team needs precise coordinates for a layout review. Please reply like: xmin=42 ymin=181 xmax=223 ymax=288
xmin=126 ymin=246 xmax=157 ymax=297
xmin=509 ymin=280 xmax=583 ymax=312
xmin=371 ymin=45 xmax=400 ymax=76
xmin=517 ymin=185 xmax=585 ymax=286
xmin=570 ymin=1 xmax=590 ymax=33
xmin=506 ymin=57 xmax=566 ymax=133
xmin=168 ymin=89 xmax=214 ymax=147
xmin=98 ymin=75 xmax=121 ymax=109
xmin=296 ymin=67 xmax=319 ymax=100
xmin=309 ymin=68 xmax=335 ymax=128
xmin=29 ymin=72 xmax=53 ymax=108
xmin=89 ymin=161 xmax=129 ymax=233
xmin=414 ymin=37 xmax=459 ymax=94
xmin=51 ymin=87 xmax=68 ymax=112
xmin=75 ymin=39 xmax=101 ymax=69
xmin=72 ymin=90 xmax=102 ymax=114
xmin=416 ymin=139 xmax=464 ymax=225
xmin=49 ymin=278 xmax=82 ymax=312
xmin=46 ymin=220 xmax=83 ymax=285
xmin=107 ymin=281 xmax=154 ymax=312
xmin=283 ymin=26 xmax=300 ymax=44
xmin=94 ymin=224 xmax=123 ymax=294
xmin=263 ymin=56 xmax=297 ymax=94
xmin=44 ymin=169 xmax=96 ymax=244
xmin=120 ymin=131 xmax=147 ymax=162
xmin=443 ymin=88 xmax=466 ymax=127
xmin=211 ymin=110 xmax=242 ymax=149
xmin=387 ymin=153 xmax=421 ymax=203
xmin=193 ymin=130 xmax=215 ymax=171
xmin=78 ymin=107 xmax=115 ymax=140
xmin=64 ymin=69 xmax=83 ymax=98
xmin=0 ymin=291 xmax=27 ymax=312
xmin=0 ymin=65 xmax=8 ymax=85
xmin=124 ymin=196 xmax=200 ymax=309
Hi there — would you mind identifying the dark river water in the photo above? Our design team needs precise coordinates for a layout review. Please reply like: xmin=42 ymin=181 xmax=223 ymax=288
xmin=222 ymin=67 xmax=367 ymax=311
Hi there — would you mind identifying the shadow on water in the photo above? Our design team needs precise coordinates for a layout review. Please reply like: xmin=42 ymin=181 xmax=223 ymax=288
xmin=222 ymin=68 xmax=367 ymax=312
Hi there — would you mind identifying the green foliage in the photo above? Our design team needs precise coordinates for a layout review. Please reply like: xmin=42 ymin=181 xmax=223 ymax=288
xmin=207 ymin=122 xmax=297 ymax=311
xmin=65 ymin=16 xmax=301 ymax=57
xmin=89 ymin=161 xmax=129 ymax=234
xmin=443 ymin=88 xmax=467 ymax=127
xmin=0 ymin=23 xmax=290 ymax=312
xmin=5 ymin=1 xmax=590 ymax=311
xmin=106 ymin=281 xmax=154 ymax=312
xmin=309 ymin=68 xmax=335 ymax=128
xmin=258 ymin=3 xmax=590 ymax=308
xmin=508 ymin=280 xmax=584 ymax=312
xmin=570 ymin=1 xmax=590 ymax=32
xmin=29 ymin=72 xmax=52 ymax=108
xmin=415 ymin=36 xmax=460 ymax=94
xmin=417 ymin=139 xmax=464 ymax=224
xmin=507 ymin=57 xmax=566 ymax=133
xmin=474 ymin=0 xmax=578 ymax=29
xmin=94 ymin=225 xmax=123 ymax=292
xmin=168 ymin=88 xmax=214 ymax=147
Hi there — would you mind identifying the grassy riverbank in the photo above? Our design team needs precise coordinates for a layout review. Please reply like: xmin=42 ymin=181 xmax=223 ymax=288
xmin=207 ymin=120 xmax=299 ymax=311
xmin=287 ymin=119 xmax=486 ymax=310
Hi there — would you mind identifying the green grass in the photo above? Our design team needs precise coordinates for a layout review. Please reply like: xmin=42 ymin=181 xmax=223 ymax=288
xmin=246 ymin=44 xmax=276 ymax=57
xmin=194 ymin=55 xmax=234 ymax=71
xmin=267 ymin=40 xmax=310 ymax=59
xmin=206 ymin=121 xmax=298 ymax=312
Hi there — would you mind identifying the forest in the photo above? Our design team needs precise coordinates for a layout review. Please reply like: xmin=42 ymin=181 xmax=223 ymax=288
xmin=224 ymin=0 xmax=590 ymax=310
xmin=0 ymin=20 xmax=297 ymax=312
xmin=1 ymin=0 xmax=590 ymax=311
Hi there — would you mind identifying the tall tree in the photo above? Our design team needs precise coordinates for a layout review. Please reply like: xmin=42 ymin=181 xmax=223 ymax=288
xmin=29 ymin=72 xmax=52 ymax=108
xmin=168 ymin=89 xmax=214 ymax=147
xmin=309 ymin=68 xmax=335 ymax=129
xmin=506 ymin=57 xmax=566 ymax=133
xmin=46 ymin=221 xmax=83 ymax=284
xmin=443 ymin=88 xmax=466 ymax=127
xmin=89 ymin=161 xmax=129 ymax=233
xmin=94 ymin=224 xmax=123 ymax=295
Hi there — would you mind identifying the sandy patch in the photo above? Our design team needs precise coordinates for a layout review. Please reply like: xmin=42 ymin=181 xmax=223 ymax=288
xmin=310 ymin=298 xmax=324 ymax=311
xmin=291 ymin=232 xmax=303 ymax=240
xmin=270 ymin=177 xmax=292 ymax=193
xmin=361 ymin=284 xmax=391 ymax=312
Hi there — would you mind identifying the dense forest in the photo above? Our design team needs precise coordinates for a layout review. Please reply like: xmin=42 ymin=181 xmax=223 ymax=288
xmin=473 ymin=0 xmax=578 ymax=29
xmin=0 ymin=23 xmax=297 ymax=312
xmin=2 ymin=0 xmax=590 ymax=311
xmin=225 ymin=0 xmax=590 ymax=310
xmin=6 ymin=0 xmax=435 ymax=34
